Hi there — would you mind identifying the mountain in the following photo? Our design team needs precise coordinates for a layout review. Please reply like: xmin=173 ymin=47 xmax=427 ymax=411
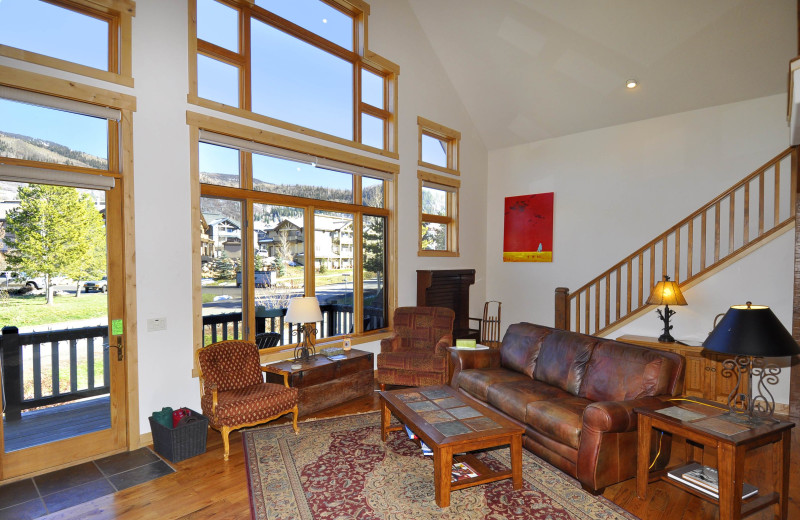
xmin=0 ymin=131 xmax=108 ymax=170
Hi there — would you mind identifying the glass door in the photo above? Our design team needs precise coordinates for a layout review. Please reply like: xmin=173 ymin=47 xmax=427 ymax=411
xmin=0 ymin=180 xmax=127 ymax=479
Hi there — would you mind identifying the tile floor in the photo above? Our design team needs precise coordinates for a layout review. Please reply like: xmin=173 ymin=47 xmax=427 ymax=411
xmin=0 ymin=448 xmax=174 ymax=519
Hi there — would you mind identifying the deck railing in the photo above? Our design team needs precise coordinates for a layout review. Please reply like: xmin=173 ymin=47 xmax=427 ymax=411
xmin=0 ymin=304 xmax=386 ymax=421
xmin=202 ymin=304 xmax=386 ymax=346
xmin=555 ymin=147 xmax=798 ymax=336
xmin=0 ymin=325 xmax=109 ymax=421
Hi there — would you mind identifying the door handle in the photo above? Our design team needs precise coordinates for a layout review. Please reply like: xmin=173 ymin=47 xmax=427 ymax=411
xmin=105 ymin=336 xmax=124 ymax=361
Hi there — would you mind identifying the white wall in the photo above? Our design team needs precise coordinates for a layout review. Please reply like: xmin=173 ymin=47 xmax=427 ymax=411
xmin=127 ymin=0 xmax=488 ymax=434
xmin=486 ymin=94 xmax=793 ymax=403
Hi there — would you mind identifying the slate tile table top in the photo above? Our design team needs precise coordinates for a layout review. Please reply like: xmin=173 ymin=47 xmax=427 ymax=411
xmin=379 ymin=384 xmax=524 ymax=507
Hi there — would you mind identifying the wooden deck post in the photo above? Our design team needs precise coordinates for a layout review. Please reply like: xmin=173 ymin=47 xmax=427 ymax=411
xmin=1 ymin=326 xmax=22 ymax=421
xmin=555 ymin=287 xmax=569 ymax=330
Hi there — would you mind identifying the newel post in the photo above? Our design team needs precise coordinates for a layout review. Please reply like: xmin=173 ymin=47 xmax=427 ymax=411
xmin=554 ymin=287 xmax=570 ymax=331
xmin=1 ymin=326 xmax=22 ymax=421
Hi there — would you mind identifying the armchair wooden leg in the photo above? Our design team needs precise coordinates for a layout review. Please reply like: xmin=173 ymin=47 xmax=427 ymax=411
xmin=291 ymin=405 xmax=299 ymax=434
xmin=221 ymin=426 xmax=231 ymax=461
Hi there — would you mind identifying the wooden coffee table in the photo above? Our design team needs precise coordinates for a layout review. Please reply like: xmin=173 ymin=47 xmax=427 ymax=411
xmin=379 ymin=385 xmax=524 ymax=507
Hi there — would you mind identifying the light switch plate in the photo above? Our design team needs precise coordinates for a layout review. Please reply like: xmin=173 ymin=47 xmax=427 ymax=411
xmin=147 ymin=317 xmax=167 ymax=332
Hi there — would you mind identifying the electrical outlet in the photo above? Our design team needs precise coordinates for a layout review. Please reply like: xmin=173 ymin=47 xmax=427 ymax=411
xmin=147 ymin=317 xmax=167 ymax=332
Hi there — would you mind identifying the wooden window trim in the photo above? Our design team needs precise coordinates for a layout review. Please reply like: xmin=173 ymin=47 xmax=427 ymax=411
xmin=0 ymin=0 xmax=135 ymax=87
xmin=189 ymin=0 xmax=400 ymax=156
xmin=417 ymin=170 xmax=460 ymax=257
xmin=190 ymin=111 xmax=397 ymax=360
xmin=417 ymin=116 xmax=460 ymax=176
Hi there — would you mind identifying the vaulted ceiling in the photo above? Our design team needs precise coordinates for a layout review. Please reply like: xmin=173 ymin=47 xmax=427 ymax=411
xmin=407 ymin=0 xmax=797 ymax=150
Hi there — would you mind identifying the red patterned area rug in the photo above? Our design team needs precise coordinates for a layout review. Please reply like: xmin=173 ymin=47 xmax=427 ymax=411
xmin=242 ymin=412 xmax=638 ymax=520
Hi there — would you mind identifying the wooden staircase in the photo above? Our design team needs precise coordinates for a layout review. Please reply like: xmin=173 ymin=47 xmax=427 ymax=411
xmin=555 ymin=147 xmax=798 ymax=336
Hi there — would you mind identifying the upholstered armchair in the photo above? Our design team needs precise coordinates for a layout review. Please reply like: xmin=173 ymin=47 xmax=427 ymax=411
xmin=376 ymin=306 xmax=456 ymax=389
xmin=197 ymin=340 xmax=299 ymax=460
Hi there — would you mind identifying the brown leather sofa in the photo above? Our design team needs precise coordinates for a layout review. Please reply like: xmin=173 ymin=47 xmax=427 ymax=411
xmin=449 ymin=322 xmax=685 ymax=493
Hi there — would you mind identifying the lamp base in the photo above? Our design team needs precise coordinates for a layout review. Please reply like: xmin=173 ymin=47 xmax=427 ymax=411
xmin=657 ymin=333 xmax=676 ymax=343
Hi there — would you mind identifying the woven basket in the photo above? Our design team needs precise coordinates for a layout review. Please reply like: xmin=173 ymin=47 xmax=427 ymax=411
xmin=148 ymin=409 xmax=208 ymax=462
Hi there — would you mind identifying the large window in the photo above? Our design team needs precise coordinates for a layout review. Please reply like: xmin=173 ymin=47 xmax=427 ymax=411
xmin=0 ymin=0 xmax=135 ymax=84
xmin=191 ymin=0 xmax=398 ymax=154
xmin=194 ymin=118 xmax=393 ymax=350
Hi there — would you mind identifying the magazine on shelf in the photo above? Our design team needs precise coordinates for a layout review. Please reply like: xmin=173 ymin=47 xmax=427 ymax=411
xmin=666 ymin=463 xmax=757 ymax=500
xmin=451 ymin=461 xmax=479 ymax=482
xmin=404 ymin=425 xmax=433 ymax=455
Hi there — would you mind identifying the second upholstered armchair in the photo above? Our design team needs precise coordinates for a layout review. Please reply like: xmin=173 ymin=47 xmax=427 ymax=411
xmin=376 ymin=306 xmax=455 ymax=389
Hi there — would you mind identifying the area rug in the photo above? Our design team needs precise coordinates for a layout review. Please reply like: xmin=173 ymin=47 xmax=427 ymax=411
xmin=242 ymin=412 xmax=638 ymax=520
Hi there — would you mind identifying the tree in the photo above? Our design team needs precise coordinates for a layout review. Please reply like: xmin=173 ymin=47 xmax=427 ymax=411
xmin=363 ymin=215 xmax=385 ymax=294
xmin=5 ymin=184 xmax=106 ymax=304
xmin=275 ymin=228 xmax=290 ymax=278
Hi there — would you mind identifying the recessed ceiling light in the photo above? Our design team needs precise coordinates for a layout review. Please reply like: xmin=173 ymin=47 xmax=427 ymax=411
xmin=626 ymin=79 xmax=638 ymax=89
xmin=322 ymin=18 xmax=328 ymax=23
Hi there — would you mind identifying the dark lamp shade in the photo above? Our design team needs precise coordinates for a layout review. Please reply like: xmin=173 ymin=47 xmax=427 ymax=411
xmin=702 ymin=304 xmax=800 ymax=357
xmin=646 ymin=280 xmax=687 ymax=306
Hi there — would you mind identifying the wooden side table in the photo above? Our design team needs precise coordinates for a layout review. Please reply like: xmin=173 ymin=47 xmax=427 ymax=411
xmin=635 ymin=400 xmax=793 ymax=519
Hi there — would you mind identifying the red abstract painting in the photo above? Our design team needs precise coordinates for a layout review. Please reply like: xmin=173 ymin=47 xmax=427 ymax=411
xmin=503 ymin=192 xmax=554 ymax=262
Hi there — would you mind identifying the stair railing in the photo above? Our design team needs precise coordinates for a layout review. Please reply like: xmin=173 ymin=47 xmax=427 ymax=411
xmin=555 ymin=147 xmax=798 ymax=336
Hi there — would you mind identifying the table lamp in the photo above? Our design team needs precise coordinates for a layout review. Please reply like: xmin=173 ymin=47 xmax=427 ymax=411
xmin=702 ymin=302 xmax=800 ymax=423
xmin=285 ymin=296 xmax=323 ymax=362
xmin=646 ymin=275 xmax=687 ymax=342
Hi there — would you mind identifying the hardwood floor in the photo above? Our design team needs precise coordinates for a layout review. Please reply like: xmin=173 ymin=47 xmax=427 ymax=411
xmin=38 ymin=391 xmax=799 ymax=519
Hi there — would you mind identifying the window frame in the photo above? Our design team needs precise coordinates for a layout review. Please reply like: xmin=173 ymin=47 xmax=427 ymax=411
xmin=417 ymin=170 xmax=460 ymax=257
xmin=189 ymin=111 xmax=397 ymax=362
xmin=188 ymin=0 xmax=399 ymax=159
xmin=0 ymin=0 xmax=135 ymax=87
xmin=417 ymin=116 xmax=460 ymax=176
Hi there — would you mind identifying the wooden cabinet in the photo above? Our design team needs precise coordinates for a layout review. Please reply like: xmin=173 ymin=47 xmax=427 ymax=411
xmin=616 ymin=335 xmax=744 ymax=405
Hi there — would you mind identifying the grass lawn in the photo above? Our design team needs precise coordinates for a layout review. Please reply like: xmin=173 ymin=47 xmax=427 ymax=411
xmin=0 ymin=292 xmax=108 ymax=328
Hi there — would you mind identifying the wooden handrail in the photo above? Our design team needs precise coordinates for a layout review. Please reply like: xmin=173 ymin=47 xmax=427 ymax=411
xmin=556 ymin=147 xmax=798 ymax=336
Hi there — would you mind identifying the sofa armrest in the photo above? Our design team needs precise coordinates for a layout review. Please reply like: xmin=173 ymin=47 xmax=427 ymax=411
xmin=583 ymin=397 xmax=667 ymax=433
xmin=447 ymin=346 xmax=501 ymax=387
xmin=380 ymin=333 xmax=401 ymax=353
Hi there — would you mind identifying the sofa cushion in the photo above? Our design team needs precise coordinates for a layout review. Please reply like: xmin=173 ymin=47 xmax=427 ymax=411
xmin=486 ymin=379 xmax=571 ymax=423
xmin=499 ymin=323 xmax=551 ymax=377
xmin=456 ymin=368 xmax=530 ymax=401
xmin=579 ymin=340 xmax=680 ymax=401
xmin=533 ymin=330 xmax=596 ymax=395
xmin=526 ymin=396 xmax=592 ymax=451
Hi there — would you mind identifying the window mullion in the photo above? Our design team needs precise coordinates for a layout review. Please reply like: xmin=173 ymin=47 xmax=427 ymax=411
xmin=353 ymin=215 xmax=364 ymax=334
xmin=241 ymin=5 xmax=252 ymax=112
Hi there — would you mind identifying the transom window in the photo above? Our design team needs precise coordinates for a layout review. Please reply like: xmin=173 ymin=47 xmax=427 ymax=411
xmin=0 ymin=0 xmax=134 ymax=83
xmin=191 ymin=0 xmax=398 ymax=154
xmin=0 ymin=87 xmax=121 ymax=177
xmin=418 ymin=116 xmax=460 ymax=175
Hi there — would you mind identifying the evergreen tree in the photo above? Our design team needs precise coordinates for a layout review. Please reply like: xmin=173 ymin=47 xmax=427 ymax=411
xmin=5 ymin=184 xmax=106 ymax=304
